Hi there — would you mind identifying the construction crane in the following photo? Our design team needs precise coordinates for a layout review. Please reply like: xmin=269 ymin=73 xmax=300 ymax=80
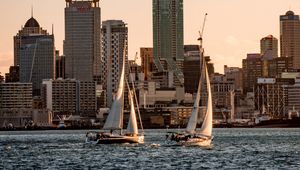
xmin=198 ymin=13 xmax=208 ymax=47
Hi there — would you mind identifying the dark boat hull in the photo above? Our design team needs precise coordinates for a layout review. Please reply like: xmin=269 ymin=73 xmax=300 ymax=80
xmin=86 ymin=132 xmax=144 ymax=144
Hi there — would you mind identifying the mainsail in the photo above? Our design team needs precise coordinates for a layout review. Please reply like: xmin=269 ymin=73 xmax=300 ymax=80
xmin=186 ymin=62 xmax=204 ymax=134
xmin=198 ymin=61 xmax=213 ymax=137
xmin=127 ymin=90 xmax=138 ymax=135
xmin=103 ymin=57 xmax=125 ymax=130
xmin=186 ymin=49 xmax=205 ymax=134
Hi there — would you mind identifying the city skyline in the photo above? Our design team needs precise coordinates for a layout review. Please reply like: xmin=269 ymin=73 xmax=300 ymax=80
xmin=1 ymin=0 xmax=300 ymax=76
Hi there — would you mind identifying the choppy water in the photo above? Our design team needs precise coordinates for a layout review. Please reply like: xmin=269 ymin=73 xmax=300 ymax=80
xmin=0 ymin=128 xmax=299 ymax=169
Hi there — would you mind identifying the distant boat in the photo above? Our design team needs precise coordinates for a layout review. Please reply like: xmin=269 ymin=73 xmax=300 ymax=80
xmin=86 ymin=49 xmax=144 ymax=144
xmin=167 ymin=29 xmax=213 ymax=147
xmin=57 ymin=115 xmax=71 ymax=129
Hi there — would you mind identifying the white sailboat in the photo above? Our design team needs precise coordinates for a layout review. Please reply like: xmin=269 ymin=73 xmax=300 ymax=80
xmin=167 ymin=18 xmax=213 ymax=146
xmin=86 ymin=52 xmax=144 ymax=144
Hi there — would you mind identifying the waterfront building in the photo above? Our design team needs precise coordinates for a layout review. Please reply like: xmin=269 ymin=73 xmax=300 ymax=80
xmin=0 ymin=108 xmax=52 ymax=128
xmin=42 ymin=79 xmax=96 ymax=116
xmin=15 ymin=16 xmax=55 ymax=96
xmin=5 ymin=66 xmax=20 ymax=83
xmin=280 ymin=11 xmax=300 ymax=69
xmin=153 ymin=0 xmax=184 ymax=87
xmin=0 ymin=83 xmax=32 ymax=109
xmin=140 ymin=48 xmax=154 ymax=81
xmin=101 ymin=20 xmax=128 ymax=107
xmin=64 ymin=0 xmax=101 ymax=83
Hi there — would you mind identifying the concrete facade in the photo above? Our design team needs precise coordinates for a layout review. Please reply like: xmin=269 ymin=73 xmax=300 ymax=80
xmin=101 ymin=20 xmax=128 ymax=107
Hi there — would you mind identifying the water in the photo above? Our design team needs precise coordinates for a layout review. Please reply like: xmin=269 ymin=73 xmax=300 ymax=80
xmin=0 ymin=128 xmax=299 ymax=169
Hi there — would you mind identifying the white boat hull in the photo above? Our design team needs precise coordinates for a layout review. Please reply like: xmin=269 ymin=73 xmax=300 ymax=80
xmin=178 ymin=137 xmax=212 ymax=147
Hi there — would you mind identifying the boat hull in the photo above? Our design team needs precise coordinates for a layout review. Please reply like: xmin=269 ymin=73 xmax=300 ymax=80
xmin=86 ymin=132 xmax=144 ymax=144
xmin=178 ymin=137 xmax=212 ymax=147
xmin=96 ymin=135 xmax=144 ymax=144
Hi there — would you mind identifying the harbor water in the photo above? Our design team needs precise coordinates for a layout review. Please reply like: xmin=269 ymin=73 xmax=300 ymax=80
xmin=0 ymin=128 xmax=299 ymax=169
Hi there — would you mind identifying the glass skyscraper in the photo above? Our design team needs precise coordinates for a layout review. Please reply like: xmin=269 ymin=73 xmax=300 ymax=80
xmin=153 ymin=0 xmax=184 ymax=87
xmin=15 ymin=17 xmax=55 ymax=96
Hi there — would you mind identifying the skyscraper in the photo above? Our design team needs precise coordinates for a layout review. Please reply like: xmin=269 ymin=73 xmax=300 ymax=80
xmin=260 ymin=35 xmax=278 ymax=58
xmin=280 ymin=11 xmax=300 ymax=69
xmin=101 ymin=20 xmax=128 ymax=107
xmin=64 ymin=0 xmax=101 ymax=83
xmin=153 ymin=0 xmax=184 ymax=87
xmin=15 ymin=16 xmax=55 ymax=96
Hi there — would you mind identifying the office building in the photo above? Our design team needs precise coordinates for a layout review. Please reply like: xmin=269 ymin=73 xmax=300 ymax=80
xmin=260 ymin=35 xmax=278 ymax=58
xmin=64 ymin=0 xmax=101 ymax=83
xmin=15 ymin=16 xmax=55 ymax=96
xmin=280 ymin=11 xmax=300 ymax=69
xmin=0 ymin=83 xmax=32 ymax=109
xmin=101 ymin=20 xmax=128 ymax=107
xmin=224 ymin=65 xmax=243 ymax=91
xmin=42 ymin=79 xmax=96 ymax=116
xmin=14 ymin=16 xmax=48 ymax=66
xmin=153 ymin=0 xmax=184 ymax=87
xmin=242 ymin=54 xmax=263 ymax=94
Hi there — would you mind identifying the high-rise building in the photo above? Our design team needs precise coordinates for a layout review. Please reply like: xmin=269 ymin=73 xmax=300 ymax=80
xmin=15 ymin=16 xmax=55 ymax=96
xmin=14 ymin=16 xmax=48 ymax=66
xmin=153 ymin=0 xmax=184 ymax=87
xmin=101 ymin=20 xmax=128 ymax=107
xmin=260 ymin=35 xmax=278 ymax=58
xmin=140 ymin=48 xmax=154 ymax=81
xmin=280 ymin=11 xmax=300 ymax=69
xmin=64 ymin=0 xmax=101 ymax=83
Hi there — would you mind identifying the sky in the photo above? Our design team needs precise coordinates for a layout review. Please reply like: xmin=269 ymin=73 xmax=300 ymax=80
xmin=1 ymin=0 xmax=300 ymax=76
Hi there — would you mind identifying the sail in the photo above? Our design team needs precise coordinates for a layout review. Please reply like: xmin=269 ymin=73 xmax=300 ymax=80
xmin=186 ymin=49 xmax=205 ymax=134
xmin=186 ymin=68 xmax=203 ymax=134
xmin=103 ymin=57 xmax=125 ymax=130
xmin=199 ymin=62 xmax=213 ymax=137
xmin=127 ymin=91 xmax=138 ymax=135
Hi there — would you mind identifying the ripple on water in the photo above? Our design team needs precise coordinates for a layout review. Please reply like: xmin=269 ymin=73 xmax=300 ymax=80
xmin=0 ymin=129 xmax=299 ymax=169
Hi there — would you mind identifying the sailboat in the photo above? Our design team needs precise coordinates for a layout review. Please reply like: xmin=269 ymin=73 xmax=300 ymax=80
xmin=167 ymin=23 xmax=213 ymax=146
xmin=86 ymin=53 xmax=144 ymax=144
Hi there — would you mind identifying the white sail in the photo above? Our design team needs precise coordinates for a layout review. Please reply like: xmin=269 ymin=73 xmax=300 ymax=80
xmin=186 ymin=49 xmax=205 ymax=134
xmin=198 ymin=62 xmax=213 ymax=137
xmin=127 ymin=91 xmax=138 ymax=135
xmin=103 ymin=57 xmax=125 ymax=130
xmin=186 ymin=68 xmax=204 ymax=134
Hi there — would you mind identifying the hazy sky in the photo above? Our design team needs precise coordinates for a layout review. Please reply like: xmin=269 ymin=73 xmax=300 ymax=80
xmin=1 ymin=0 xmax=300 ymax=76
